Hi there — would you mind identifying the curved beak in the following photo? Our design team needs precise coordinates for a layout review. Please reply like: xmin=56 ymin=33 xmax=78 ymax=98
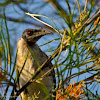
xmin=25 ymin=29 xmax=52 ymax=43
xmin=32 ymin=29 xmax=52 ymax=39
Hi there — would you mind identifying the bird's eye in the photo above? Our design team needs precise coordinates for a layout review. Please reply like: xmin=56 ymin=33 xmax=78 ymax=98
xmin=27 ymin=31 xmax=33 ymax=36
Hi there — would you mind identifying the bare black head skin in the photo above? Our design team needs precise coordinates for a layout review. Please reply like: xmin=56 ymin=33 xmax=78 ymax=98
xmin=22 ymin=29 xmax=52 ymax=44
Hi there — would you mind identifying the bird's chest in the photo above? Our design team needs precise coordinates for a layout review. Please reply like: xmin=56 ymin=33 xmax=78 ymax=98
xmin=16 ymin=38 xmax=53 ymax=100
xmin=17 ymin=39 xmax=48 ymax=78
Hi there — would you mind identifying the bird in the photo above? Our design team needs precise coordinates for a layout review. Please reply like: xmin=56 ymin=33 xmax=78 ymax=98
xmin=16 ymin=29 xmax=55 ymax=100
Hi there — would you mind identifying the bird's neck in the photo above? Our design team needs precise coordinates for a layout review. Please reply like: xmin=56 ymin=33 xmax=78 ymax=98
xmin=27 ymin=42 xmax=35 ymax=46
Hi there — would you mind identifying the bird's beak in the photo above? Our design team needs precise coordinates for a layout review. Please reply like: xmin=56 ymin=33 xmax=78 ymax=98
xmin=32 ymin=30 xmax=52 ymax=39
xmin=27 ymin=29 xmax=52 ymax=43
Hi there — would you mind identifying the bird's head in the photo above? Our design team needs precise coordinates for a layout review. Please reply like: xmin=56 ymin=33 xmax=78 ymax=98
xmin=22 ymin=28 xmax=52 ymax=43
